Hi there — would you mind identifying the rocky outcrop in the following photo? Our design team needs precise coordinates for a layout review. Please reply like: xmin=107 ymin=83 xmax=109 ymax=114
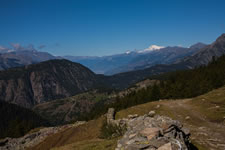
xmin=105 ymin=108 xmax=191 ymax=150
xmin=0 ymin=121 xmax=86 ymax=150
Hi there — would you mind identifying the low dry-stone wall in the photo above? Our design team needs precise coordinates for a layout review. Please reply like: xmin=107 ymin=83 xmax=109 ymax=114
xmin=0 ymin=121 xmax=86 ymax=150
xmin=106 ymin=108 xmax=191 ymax=150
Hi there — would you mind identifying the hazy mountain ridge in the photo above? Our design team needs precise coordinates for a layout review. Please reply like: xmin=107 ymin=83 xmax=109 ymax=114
xmin=65 ymin=43 xmax=207 ymax=75
xmin=0 ymin=49 xmax=60 ymax=70
xmin=64 ymin=52 xmax=139 ymax=74
xmin=106 ymin=34 xmax=225 ymax=87
xmin=107 ymin=44 xmax=206 ymax=75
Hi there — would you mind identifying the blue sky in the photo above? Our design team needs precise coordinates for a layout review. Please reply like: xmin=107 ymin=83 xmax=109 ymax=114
xmin=0 ymin=0 xmax=225 ymax=56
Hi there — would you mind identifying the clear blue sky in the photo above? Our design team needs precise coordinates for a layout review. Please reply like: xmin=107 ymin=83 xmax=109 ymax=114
xmin=0 ymin=0 xmax=225 ymax=56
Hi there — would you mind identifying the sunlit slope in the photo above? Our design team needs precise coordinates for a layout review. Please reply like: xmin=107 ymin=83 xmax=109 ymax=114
xmin=29 ymin=86 xmax=225 ymax=150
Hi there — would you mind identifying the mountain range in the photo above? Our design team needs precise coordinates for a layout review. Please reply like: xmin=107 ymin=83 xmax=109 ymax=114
xmin=0 ymin=39 xmax=208 ymax=75
xmin=64 ymin=42 xmax=207 ymax=75
xmin=0 ymin=34 xmax=225 ymax=109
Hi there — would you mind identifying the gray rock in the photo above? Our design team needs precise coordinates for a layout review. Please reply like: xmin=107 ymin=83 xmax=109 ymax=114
xmin=128 ymin=114 xmax=139 ymax=119
xmin=107 ymin=108 xmax=115 ymax=124
xmin=181 ymin=127 xmax=190 ymax=136
xmin=115 ymin=112 xmax=191 ymax=150
xmin=117 ymin=143 xmax=122 ymax=148
xmin=148 ymin=111 xmax=156 ymax=117
xmin=156 ymin=105 xmax=160 ymax=109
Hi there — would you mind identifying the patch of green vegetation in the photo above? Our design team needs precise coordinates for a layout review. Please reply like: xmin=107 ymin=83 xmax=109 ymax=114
xmin=94 ymin=94 xmax=108 ymax=102
xmin=99 ymin=118 xmax=126 ymax=139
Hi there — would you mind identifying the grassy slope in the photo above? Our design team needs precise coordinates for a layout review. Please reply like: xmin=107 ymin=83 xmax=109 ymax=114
xmin=27 ymin=117 xmax=118 ymax=150
xmin=29 ymin=86 xmax=225 ymax=150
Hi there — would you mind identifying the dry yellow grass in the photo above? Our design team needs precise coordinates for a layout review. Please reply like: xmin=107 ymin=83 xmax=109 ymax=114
xmin=27 ymin=117 xmax=104 ymax=150
xmin=51 ymin=138 xmax=118 ymax=150
xmin=29 ymin=86 xmax=225 ymax=150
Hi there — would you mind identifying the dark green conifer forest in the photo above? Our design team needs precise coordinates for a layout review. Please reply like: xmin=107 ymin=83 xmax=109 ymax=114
xmin=0 ymin=101 xmax=49 ymax=139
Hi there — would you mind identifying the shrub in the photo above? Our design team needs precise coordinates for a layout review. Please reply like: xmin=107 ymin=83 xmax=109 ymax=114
xmin=99 ymin=118 xmax=126 ymax=139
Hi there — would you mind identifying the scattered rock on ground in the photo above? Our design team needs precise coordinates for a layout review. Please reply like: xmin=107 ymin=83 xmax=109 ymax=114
xmin=148 ymin=111 xmax=156 ymax=117
xmin=185 ymin=116 xmax=190 ymax=120
xmin=156 ymin=105 xmax=161 ymax=109
xmin=108 ymin=108 xmax=192 ymax=150
xmin=128 ymin=114 xmax=139 ymax=119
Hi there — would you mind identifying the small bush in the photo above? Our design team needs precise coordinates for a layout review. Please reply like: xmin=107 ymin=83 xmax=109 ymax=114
xmin=99 ymin=118 xmax=126 ymax=139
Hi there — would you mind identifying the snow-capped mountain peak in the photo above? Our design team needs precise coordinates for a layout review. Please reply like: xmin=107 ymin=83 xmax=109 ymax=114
xmin=138 ymin=45 xmax=164 ymax=53
xmin=146 ymin=45 xmax=164 ymax=51
xmin=125 ymin=50 xmax=131 ymax=54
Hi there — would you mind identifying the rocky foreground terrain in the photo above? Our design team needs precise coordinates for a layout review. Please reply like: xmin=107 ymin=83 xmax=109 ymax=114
xmin=107 ymin=108 xmax=191 ymax=150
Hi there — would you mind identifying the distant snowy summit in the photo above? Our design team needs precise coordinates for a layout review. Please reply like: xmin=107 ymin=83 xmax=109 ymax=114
xmin=125 ymin=45 xmax=165 ymax=55
xmin=125 ymin=50 xmax=131 ymax=54
xmin=126 ymin=45 xmax=164 ymax=54
xmin=139 ymin=45 xmax=165 ymax=53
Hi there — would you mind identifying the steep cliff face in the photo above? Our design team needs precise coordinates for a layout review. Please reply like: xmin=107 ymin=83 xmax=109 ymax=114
xmin=0 ymin=59 xmax=100 ymax=108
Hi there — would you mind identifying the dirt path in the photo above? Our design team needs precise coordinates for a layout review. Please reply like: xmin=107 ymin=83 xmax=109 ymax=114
xmin=160 ymin=99 xmax=225 ymax=150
